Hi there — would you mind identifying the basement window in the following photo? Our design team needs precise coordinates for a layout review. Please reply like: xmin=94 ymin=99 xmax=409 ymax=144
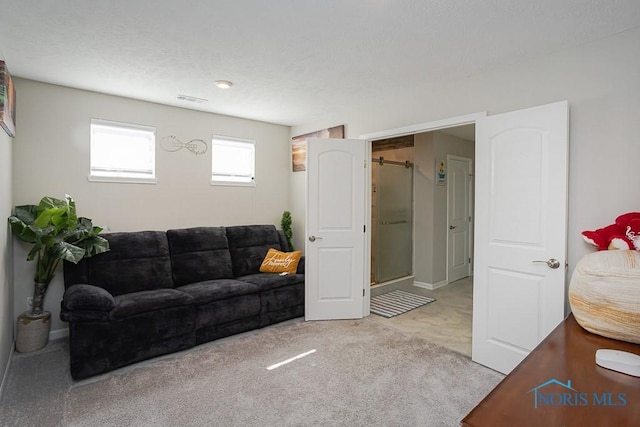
xmin=211 ymin=135 xmax=255 ymax=186
xmin=88 ymin=119 xmax=157 ymax=184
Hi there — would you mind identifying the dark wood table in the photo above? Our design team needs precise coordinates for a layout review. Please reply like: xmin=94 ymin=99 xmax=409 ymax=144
xmin=461 ymin=314 xmax=640 ymax=426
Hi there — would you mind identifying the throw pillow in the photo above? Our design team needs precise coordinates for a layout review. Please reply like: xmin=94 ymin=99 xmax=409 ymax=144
xmin=260 ymin=248 xmax=302 ymax=274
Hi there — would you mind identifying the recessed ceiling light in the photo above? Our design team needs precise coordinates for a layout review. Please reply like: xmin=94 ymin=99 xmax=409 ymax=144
xmin=214 ymin=80 xmax=233 ymax=89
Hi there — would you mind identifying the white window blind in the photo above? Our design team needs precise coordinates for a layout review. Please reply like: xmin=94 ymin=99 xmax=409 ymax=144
xmin=211 ymin=135 xmax=255 ymax=185
xmin=89 ymin=119 xmax=156 ymax=183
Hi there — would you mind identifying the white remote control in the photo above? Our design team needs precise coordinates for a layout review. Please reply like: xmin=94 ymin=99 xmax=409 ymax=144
xmin=595 ymin=349 xmax=640 ymax=377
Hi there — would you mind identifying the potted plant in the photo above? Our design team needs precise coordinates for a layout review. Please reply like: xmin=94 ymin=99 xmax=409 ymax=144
xmin=8 ymin=194 xmax=110 ymax=352
xmin=281 ymin=211 xmax=294 ymax=251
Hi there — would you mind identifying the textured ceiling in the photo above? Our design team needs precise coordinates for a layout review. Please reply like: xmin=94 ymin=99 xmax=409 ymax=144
xmin=1 ymin=1 xmax=639 ymax=126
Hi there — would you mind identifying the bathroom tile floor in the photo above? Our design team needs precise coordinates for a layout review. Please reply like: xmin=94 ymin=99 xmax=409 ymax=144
xmin=369 ymin=277 xmax=473 ymax=357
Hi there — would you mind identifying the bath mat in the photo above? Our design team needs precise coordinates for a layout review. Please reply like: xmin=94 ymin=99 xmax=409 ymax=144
xmin=370 ymin=290 xmax=435 ymax=318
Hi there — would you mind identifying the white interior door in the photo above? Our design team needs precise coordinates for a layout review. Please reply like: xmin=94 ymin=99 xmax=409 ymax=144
xmin=447 ymin=156 xmax=472 ymax=283
xmin=305 ymin=138 xmax=367 ymax=320
xmin=473 ymin=101 xmax=569 ymax=374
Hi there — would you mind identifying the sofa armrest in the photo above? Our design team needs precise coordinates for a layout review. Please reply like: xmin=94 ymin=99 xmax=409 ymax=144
xmin=297 ymin=256 xmax=305 ymax=274
xmin=63 ymin=284 xmax=115 ymax=312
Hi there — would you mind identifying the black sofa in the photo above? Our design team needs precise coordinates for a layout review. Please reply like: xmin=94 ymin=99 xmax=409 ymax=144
xmin=61 ymin=224 xmax=304 ymax=380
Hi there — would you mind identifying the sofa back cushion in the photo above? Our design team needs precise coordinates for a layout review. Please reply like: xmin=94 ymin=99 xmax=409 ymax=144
xmin=225 ymin=225 xmax=283 ymax=277
xmin=63 ymin=231 xmax=173 ymax=296
xmin=167 ymin=227 xmax=234 ymax=286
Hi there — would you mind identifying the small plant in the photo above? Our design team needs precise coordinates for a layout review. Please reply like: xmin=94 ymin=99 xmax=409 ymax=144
xmin=8 ymin=194 xmax=110 ymax=316
xmin=281 ymin=211 xmax=294 ymax=251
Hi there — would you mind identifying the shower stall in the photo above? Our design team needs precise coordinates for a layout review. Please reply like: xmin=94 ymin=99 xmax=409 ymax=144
xmin=371 ymin=155 xmax=413 ymax=285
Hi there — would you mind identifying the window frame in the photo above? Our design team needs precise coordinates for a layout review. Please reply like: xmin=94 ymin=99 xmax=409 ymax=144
xmin=88 ymin=118 xmax=157 ymax=184
xmin=210 ymin=135 xmax=256 ymax=187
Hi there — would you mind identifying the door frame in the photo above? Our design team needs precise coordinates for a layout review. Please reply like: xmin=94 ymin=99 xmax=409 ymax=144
xmin=360 ymin=112 xmax=486 ymax=315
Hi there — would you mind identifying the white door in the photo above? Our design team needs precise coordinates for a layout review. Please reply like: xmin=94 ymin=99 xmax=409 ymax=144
xmin=305 ymin=138 xmax=367 ymax=320
xmin=447 ymin=156 xmax=472 ymax=283
xmin=472 ymin=101 xmax=569 ymax=374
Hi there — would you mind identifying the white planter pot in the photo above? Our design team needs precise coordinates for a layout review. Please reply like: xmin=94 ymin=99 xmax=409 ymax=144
xmin=16 ymin=311 xmax=51 ymax=353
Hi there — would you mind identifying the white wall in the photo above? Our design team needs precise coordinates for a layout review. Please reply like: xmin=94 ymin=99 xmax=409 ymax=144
xmin=12 ymin=79 xmax=292 ymax=333
xmin=414 ymin=132 xmax=434 ymax=285
xmin=0 ymin=126 xmax=13 ymax=394
xmin=291 ymin=27 xmax=640 ymax=282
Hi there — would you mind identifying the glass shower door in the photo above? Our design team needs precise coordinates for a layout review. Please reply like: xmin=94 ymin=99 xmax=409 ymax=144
xmin=375 ymin=164 xmax=413 ymax=283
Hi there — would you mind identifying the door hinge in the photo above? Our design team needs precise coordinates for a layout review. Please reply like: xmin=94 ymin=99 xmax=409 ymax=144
xmin=469 ymin=257 xmax=471 ymax=263
xmin=363 ymin=289 xmax=365 ymax=297
xmin=364 ymin=160 xmax=367 ymax=168
xmin=363 ymin=224 xmax=366 ymax=233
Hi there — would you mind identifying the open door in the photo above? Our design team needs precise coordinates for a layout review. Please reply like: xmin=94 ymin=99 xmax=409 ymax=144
xmin=472 ymin=101 xmax=569 ymax=374
xmin=305 ymin=138 xmax=368 ymax=320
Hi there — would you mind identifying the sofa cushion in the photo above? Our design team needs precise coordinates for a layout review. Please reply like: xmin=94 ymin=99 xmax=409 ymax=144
xmin=225 ymin=225 xmax=283 ymax=277
xmin=167 ymin=227 xmax=234 ymax=286
xmin=237 ymin=273 xmax=304 ymax=291
xmin=110 ymin=289 xmax=194 ymax=319
xmin=63 ymin=284 xmax=115 ymax=311
xmin=177 ymin=279 xmax=259 ymax=304
xmin=66 ymin=231 xmax=174 ymax=296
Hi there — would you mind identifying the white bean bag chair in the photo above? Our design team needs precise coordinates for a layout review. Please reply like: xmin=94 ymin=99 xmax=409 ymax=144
xmin=569 ymin=250 xmax=640 ymax=344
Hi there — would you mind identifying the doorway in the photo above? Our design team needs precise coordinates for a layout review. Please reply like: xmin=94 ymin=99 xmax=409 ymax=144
xmin=368 ymin=125 xmax=476 ymax=290
xmin=367 ymin=124 xmax=476 ymax=357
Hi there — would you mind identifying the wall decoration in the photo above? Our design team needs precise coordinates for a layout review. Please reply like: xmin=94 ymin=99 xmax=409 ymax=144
xmin=436 ymin=158 xmax=446 ymax=185
xmin=292 ymin=125 xmax=344 ymax=172
xmin=160 ymin=135 xmax=207 ymax=155
xmin=0 ymin=60 xmax=16 ymax=137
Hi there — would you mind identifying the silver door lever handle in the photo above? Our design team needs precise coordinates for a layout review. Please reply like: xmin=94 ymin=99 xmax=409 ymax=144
xmin=308 ymin=235 xmax=323 ymax=242
xmin=532 ymin=259 xmax=560 ymax=269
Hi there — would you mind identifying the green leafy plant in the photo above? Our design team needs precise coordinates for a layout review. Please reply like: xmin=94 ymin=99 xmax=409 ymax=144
xmin=8 ymin=194 xmax=110 ymax=316
xmin=281 ymin=211 xmax=294 ymax=251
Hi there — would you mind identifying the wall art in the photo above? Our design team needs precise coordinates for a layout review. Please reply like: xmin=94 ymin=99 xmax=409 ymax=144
xmin=291 ymin=125 xmax=344 ymax=172
xmin=436 ymin=158 xmax=446 ymax=185
xmin=0 ymin=60 xmax=16 ymax=137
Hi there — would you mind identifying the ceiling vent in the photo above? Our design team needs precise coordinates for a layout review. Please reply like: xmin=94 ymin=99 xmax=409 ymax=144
xmin=177 ymin=94 xmax=208 ymax=103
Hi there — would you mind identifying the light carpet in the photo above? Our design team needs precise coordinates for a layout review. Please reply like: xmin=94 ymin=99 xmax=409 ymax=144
xmin=370 ymin=290 xmax=436 ymax=318
xmin=0 ymin=317 xmax=503 ymax=426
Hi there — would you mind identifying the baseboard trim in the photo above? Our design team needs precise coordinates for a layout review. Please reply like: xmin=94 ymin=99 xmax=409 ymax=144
xmin=414 ymin=280 xmax=448 ymax=290
xmin=50 ymin=327 xmax=68 ymax=341
xmin=0 ymin=339 xmax=15 ymax=401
